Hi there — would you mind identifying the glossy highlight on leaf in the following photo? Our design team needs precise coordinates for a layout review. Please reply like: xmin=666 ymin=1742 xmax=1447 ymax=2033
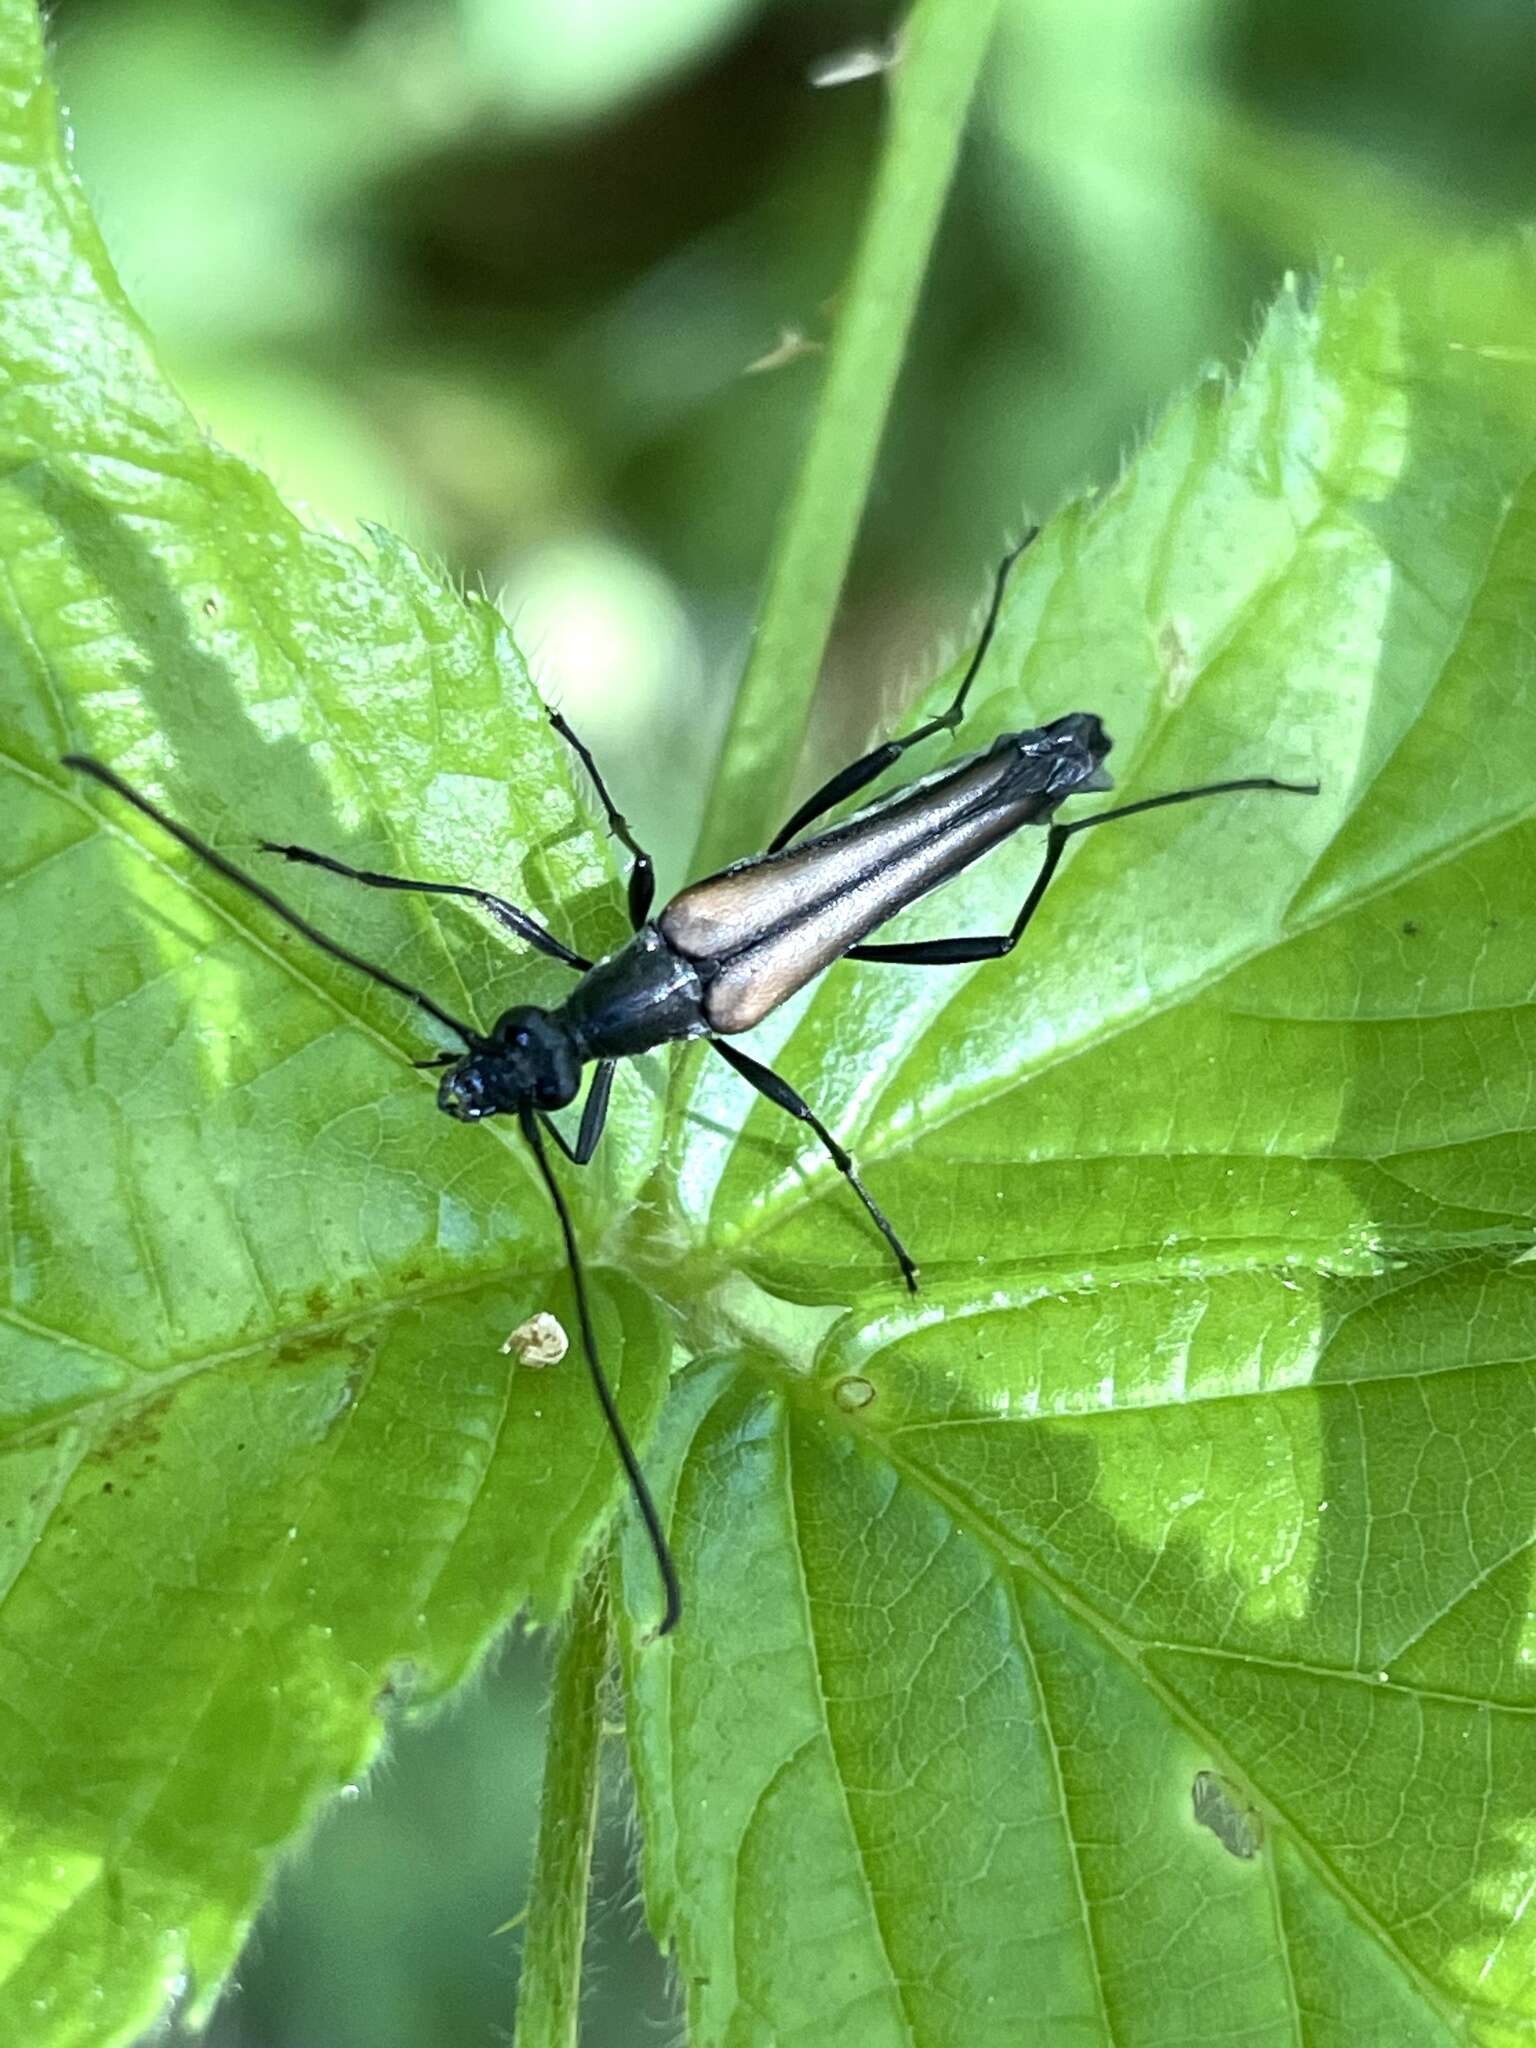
xmin=621 ymin=264 xmax=1536 ymax=2044
xmin=0 ymin=4 xmax=668 ymax=2036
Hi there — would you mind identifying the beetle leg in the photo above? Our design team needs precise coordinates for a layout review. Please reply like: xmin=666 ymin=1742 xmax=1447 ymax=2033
xmin=258 ymin=841 xmax=592 ymax=970
xmin=767 ymin=530 xmax=1039 ymax=855
xmin=540 ymin=1060 xmax=616 ymax=1166
xmin=849 ymin=775 xmax=1319 ymax=968
xmin=547 ymin=708 xmax=656 ymax=929
xmin=709 ymin=1038 xmax=917 ymax=1292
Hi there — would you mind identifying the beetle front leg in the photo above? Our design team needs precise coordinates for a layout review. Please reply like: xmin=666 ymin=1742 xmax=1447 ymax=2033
xmin=539 ymin=1061 xmax=616 ymax=1167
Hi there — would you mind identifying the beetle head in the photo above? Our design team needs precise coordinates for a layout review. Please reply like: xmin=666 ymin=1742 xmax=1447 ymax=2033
xmin=437 ymin=1006 xmax=583 ymax=1122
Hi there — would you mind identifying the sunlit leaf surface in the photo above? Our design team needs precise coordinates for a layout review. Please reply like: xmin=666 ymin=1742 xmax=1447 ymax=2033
xmin=620 ymin=262 xmax=1536 ymax=2044
xmin=4 ymin=0 xmax=1536 ymax=2037
xmin=0 ymin=9 xmax=668 ymax=2038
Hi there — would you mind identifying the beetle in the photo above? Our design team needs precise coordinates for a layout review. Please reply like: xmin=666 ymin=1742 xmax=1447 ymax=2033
xmin=65 ymin=537 xmax=1317 ymax=1635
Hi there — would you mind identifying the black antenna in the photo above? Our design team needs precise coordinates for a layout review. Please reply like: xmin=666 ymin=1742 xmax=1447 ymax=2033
xmin=68 ymin=750 xmax=679 ymax=1633
xmin=63 ymin=755 xmax=479 ymax=1047
xmin=519 ymin=1106 xmax=681 ymax=1637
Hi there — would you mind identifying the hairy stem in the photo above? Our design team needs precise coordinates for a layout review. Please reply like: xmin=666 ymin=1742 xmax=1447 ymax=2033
xmin=512 ymin=1567 xmax=611 ymax=2048
xmin=691 ymin=0 xmax=1006 ymax=874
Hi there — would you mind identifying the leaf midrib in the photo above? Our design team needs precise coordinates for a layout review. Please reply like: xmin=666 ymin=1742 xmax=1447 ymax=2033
xmin=869 ymin=1419 xmax=1478 ymax=2040
xmin=0 ymin=1255 xmax=562 ymax=1455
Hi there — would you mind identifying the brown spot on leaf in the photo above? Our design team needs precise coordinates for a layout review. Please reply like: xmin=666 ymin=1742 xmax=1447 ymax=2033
xmin=87 ymin=1389 xmax=175 ymax=1464
xmin=272 ymin=1326 xmax=348 ymax=1367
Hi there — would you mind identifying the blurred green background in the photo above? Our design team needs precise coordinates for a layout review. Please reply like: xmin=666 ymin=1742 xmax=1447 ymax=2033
xmin=45 ymin=0 xmax=1535 ymax=2041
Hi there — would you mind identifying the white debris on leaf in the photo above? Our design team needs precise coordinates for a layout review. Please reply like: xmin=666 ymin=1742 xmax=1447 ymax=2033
xmin=501 ymin=1312 xmax=570 ymax=1367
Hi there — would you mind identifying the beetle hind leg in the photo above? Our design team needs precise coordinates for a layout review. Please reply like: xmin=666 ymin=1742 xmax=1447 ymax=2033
xmin=848 ymin=775 xmax=1319 ymax=969
xmin=766 ymin=530 xmax=1039 ymax=855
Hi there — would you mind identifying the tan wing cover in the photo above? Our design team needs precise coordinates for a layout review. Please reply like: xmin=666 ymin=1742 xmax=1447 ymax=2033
xmin=660 ymin=745 xmax=1052 ymax=1032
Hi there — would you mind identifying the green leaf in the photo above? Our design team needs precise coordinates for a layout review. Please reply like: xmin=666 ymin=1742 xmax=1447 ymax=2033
xmin=618 ymin=263 xmax=1536 ymax=2043
xmin=0 ymin=6 xmax=669 ymax=2037
xmin=7 ymin=0 xmax=1536 ymax=2035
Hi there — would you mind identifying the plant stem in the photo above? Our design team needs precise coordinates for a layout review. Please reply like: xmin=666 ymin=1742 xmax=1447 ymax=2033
xmin=512 ymin=1567 xmax=610 ymax=2048
xmin=690 ymin=0 xmax=1006 ymax=875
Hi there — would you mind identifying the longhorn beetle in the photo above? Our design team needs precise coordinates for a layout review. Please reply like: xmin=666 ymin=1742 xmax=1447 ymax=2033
xmin=65 ymin=535 xmax=1317 ymax=1636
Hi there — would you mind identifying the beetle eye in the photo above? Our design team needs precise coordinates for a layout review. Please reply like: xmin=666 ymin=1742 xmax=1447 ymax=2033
xmin=513 ymin=1028 xmax=531 ymax=1049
